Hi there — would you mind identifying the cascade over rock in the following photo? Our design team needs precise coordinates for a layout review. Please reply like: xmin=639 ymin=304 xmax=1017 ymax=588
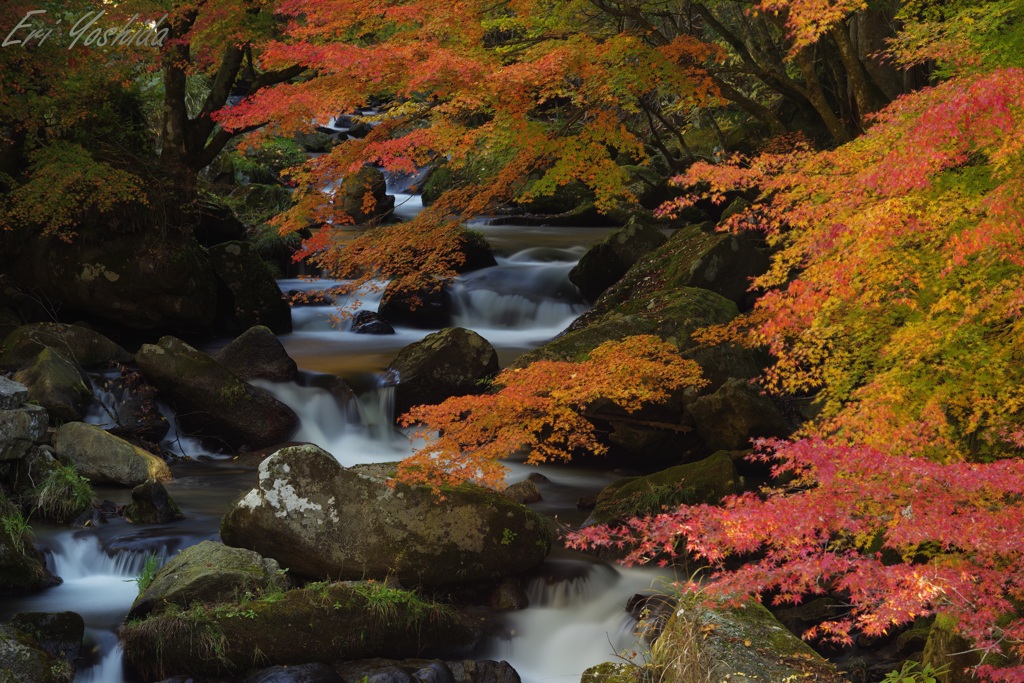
xmin=220 ymin=445 xmax=552 ymax=585
xmin=135 ymin=336 xmax=298 ymax=449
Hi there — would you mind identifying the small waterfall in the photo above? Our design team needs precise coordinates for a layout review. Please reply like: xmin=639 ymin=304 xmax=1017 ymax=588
xmin=375 ymin=368 xmax=401 ymax=439
xmin=255 ymin=375 xmax=417 ymax=467
xmin=450 ymin=249 xmax=588 ymax=332
xmin=76 ymin=632 xmax=124 ymax=683
xmin=524 ymin=559 xmax=621 ymax=608
xmin=485 ymin=558 xmax=670 ymax=683
xmin=280 ymin=278 xmax=387 ymax=333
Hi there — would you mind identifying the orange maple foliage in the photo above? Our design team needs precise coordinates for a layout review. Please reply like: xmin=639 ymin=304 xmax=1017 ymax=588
xmin=396 ymin=336 xmax=706 ymax=489
xmin=213 ymin=0 xmax=723 ymax=292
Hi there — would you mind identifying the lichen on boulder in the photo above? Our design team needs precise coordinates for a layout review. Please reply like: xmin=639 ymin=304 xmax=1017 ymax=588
xmin=220 ymin=445 xmax=552 ymax=586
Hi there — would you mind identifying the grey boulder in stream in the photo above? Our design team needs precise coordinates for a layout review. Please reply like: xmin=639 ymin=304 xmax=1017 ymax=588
xmin=220 ymin=444 xmax=553 ymax=585
xmin=135 ymin=336 xmax=298 ymax=449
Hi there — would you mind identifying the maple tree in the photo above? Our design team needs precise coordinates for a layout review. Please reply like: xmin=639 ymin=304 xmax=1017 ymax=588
xmin=567 ymin=4 xmax=1024 ymax=680
xmin=209 ymin=0 xmax=929 ymax=293
xmin=397 ymin=335 xmax=705 ymax=489
xmin=0 ymin=0 xmax=302 ymax=240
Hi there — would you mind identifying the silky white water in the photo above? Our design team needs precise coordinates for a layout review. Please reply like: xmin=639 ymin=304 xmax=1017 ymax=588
xmin=15 ymin=184 xmax=665 ymax=683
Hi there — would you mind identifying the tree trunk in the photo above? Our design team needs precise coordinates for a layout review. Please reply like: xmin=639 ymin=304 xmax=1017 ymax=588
xmin=829 ymin=21 xmax=889 ymax=122
xmin=794 ymin=47 xmax=852 ymax=144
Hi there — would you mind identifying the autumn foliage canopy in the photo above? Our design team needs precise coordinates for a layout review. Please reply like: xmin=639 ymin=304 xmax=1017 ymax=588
xmin=568 ymin=6 xmax=1024 ymax=681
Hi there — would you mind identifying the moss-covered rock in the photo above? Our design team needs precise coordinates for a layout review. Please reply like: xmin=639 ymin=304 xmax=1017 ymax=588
xmin=52 ymin=422 xmax=170 ymax=486
xmin=129 ymin=541 xmax=288 ymax=619
xmin=213 ymin=325 xmax=298 ymax=383
xmin=13 ymin=349 xmax=92 ymax=423
xmin=516 ymin=286 xmax=737 ymax=367
xmin=687 ymin=378 xmax=790 ymax=451
xmin=208 ymin=242 xmax=292 ymax=335
xmin=568 ymin=217 xmax=667 ymax=301
xmin=0 ymin=625 xmax=72 ymax=683
xmin=923 ymin=616 xmax=999 ymax=683
xmin=654 ymin=598 xmax=845 ymax=683
xmin=10 ymin=230 xmax=218 ymax=333
xmin=124 ymin=479 xmax=184 ymax=525
xmin=660 ymin=223 xmax=769 ymax=309
xmin=220 ymin=445 xmax=552 ymax=585
xmin=7 ymin=612 xmax=84 ymax=672
xmin=389 ymin=328 xmax=499 ymax=417
xmin=452 ymin=229 xmax=498 ymax=274
xmin=336 ymin=166 xmax=395 ymax=223
xmin=120 ymin=580 xmax=479 ymax=680
xmin=0 ymin=323 xmax=131 ymax=371
xmin=586 ymin=451 xmax=739 ymax=525
xmin=336 ymin=659 xmax=522 ymax=683
xmin=580 ymin=662 xmax=641 ymax=683
xmin=135 ymin=336 xmax=298 ymax=449
xmin=378 ymin=281 xmax=454 ymax=330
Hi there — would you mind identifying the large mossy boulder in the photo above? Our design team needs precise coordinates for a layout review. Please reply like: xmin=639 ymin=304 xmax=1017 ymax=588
xmin=129 ymin=541 xmax=289 ymax=619
xmin=568 ymin=217 xmax=667 ymax=301
xmin=452 ymin=230 xmax=498 ymax=274
xmin=516 ymin=287 xmax=736 ymax=367
xmin=208 ymin=242 xmax=293 ymax=335
xmin=220 ymin=445 xmax=552 ymax=585
xmin=336 ymin=166 xmax=395 ymax=223
xmin=646 ymin=599 xmax=845 ymax=683
xmin=378 ymin=281 xmax=454 ymax=329
xmin=213 ymin=325 xmax=298 ymax=383
xmin=923 ymin=616 xmax=993 ymax=683
xmin=121 ymin=580 xmax=479 ymax=680
xmin=13 ymin=349 xmax=92 ymax=423
xmin=135 ymin=336 xmax=298 ymax=449
xmin=687 ymin=378 xmax=790 ymax=451
xmin=11 ymin=231 xmax=218 ymax=333
xmin=0 ymin=625 xmax=72 ymax=683
xmin=659 ymin=224 xmax=769 ymax=309
xmin=389 ymin=328 xmax=499 ymax=417
xmin=7 ymin=612 xmax=84 ymax=673
xmin=586 ymin=451 xmax=739 ymax=525
xmin=52 ymin=422 xmax=171 ymax=486
xmin=0 ymin=323 xmax=131 ymax=371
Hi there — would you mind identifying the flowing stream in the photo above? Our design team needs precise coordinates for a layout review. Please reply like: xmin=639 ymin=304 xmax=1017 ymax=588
xmin=3 ymin=190 xmax=673 ymax=683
